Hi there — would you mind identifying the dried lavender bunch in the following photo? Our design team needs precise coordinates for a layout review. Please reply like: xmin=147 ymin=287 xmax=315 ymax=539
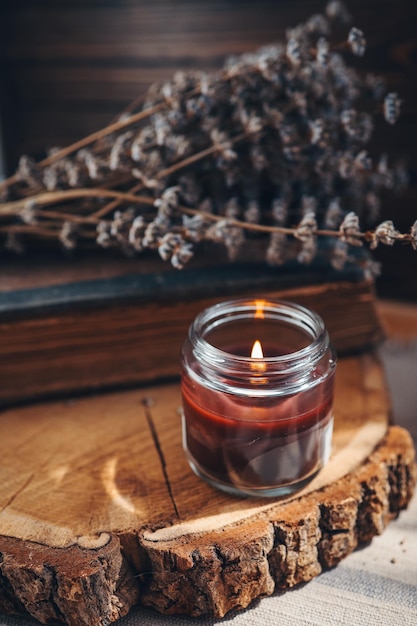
xmin=0 ymin=1 xmax=412 ymax=273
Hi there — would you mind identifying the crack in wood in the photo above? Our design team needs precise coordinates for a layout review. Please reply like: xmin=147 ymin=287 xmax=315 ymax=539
xmin=0 ymin=472 xmax=35 ymax=515
xmin=0 ymin=446 xmax=69 ymax=519
xmin=142 ymin=398 xmax=180 ymax=521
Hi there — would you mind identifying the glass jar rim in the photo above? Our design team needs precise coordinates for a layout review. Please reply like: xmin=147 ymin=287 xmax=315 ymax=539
xmin=189 ymin=297 xmax=330 ymax=373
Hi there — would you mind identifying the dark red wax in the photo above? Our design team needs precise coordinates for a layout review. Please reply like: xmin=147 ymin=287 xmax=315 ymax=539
xmin=181 ymin=370 xmax=334 ymax=491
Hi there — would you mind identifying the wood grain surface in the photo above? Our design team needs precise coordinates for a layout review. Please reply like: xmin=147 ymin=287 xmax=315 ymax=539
xmin=0 ymin=352 xmax=415 ymax=624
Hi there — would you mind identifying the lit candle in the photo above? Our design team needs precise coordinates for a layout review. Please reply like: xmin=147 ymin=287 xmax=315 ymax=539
xmin=250 ymin=339 xmax=267 ymax=372
xmin=181 ymin=299 xmax=336 ymax=497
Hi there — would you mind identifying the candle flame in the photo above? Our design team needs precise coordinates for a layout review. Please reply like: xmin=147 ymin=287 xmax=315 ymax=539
xmin=251 ymin=339 xmax=264 ymax=359
xmin=250 ymin=339 xmax=267 ymax=373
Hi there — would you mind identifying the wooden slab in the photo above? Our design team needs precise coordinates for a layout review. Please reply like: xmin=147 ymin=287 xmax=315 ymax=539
xmin=0 ymin=354 xmax=415 ymax=625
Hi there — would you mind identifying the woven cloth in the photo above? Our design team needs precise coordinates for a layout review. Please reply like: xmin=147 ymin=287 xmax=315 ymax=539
xmin=1 ymin=341 xmax=416 ymax=626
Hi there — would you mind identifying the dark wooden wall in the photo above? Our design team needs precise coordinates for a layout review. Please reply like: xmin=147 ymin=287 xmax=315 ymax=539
xmin=0 ymin=0 xmax=417 ymax=299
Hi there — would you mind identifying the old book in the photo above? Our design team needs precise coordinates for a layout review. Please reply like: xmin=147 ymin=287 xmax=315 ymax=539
xmin=0 ymin=250 xmax=383 ymax=406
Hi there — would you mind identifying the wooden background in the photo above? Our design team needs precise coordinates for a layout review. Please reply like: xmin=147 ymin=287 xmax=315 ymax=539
xmin=0 ymin=0 xmax=416 ymax=299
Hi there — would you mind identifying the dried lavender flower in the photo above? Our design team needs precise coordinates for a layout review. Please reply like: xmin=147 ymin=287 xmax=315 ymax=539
xmin=171 ymin=242 xmax=194 ymax=269
xmin=59 ymin=221 xmax=78 ymax=251
xmin=378 ymin=153 xmax=389 ymax=175
xmin=182 ymin=214 xmax=207 ymax=242
xmin=271 ymin=198 xmax=287 ymax=224
xmin=206 ymin=218 xmax=244 ymax=260
xmin=96 ymin=221 xmax=113 ymax=248
xmin=154 ymin=186 xmax=181 ymax=218
xmin=142 ymin=149 xmax=163 ymax=178
xmin=354 ymin=150 xmax=372 ymax=171
xmin=225 ymin=197 xmax=240 ymax=219
xmin=244 ymin=201 xmax=260 ymax=224
xmin=109 ymin=131 xmax=133 ymax=171
xmin=330 ymin=239 xmax=349 ymax=270
xmin=362 ymin=258 xmax=381 ymax=280
xmin=158 ymin=233 xmax=184 ymax=261
xmin=266 ymin=232 xmax=287 ymax=266
xmin=316 ymin=37 xmax=330 ymax=65
xmin=142 ymin=216 xmax=170 ymax=249
xmin=369 ymin=220 xmax=400 ymax=249
xmin=339 ymin=212 xmax=362 ymax=246
xmin=65 ymin=160 xmax=84 ymax=187
xmin=80 ymin=150 xmax=100 ymax=180
xmin=153 ymin=114 xmax=171 ymax=146
xmin=286 ymin=38 xmax=302 ymax=65
xmin=324 ymin=198 xmax=342 ymax=229
xmin=294 ymin=212 xmax=318 ymax=243
xmin=341 ymin=110 xmax=373 ymax=143
xmin=235 ymin=110 xmax=263 ymax=138
xmin=164 ymin=135 xmax=191 ymax=161
xmin=326 ymin=1 xmax=351 ymax=23
xmin=42 ymin=165 xmax=60 ymax=191
xmin=128 ymin=215 xmax=146 ymax=251
xmin=110 ymin=208 xmax=136 ymax=244
xmin=301 ymin=196 xmax=318 ymax=217
xmin=338 ymin=154 xmax=355 ymax=179
xmin=210 ymin=130 xmax=237 ymax=164
xmin=263 ymin=104 xmax=284 ymax=130
xmin=365 ymin=191 xmax=381 ymax=221
xmin=305 ymin=14 xmax=330 ymax=36
xmin=384 ymin=92 xmax=401 ymax=125
xmin=392 ymin=162 xmax=409 ymax=191
xmin=131 ymin=127 xmax=155 ymax=162
xmin=21 ymin=201 xmax=38 ymax=225
xmin=297 ymin=238 xmax=317 ymax=265
xmin=347 ymin=27 xmax=366 ymax=56
xmin=309 ymin=119 xmax=325 ymax=144
xmin=410 ymin=221 xmax=417 ymax=250
xmin=16 ymin=156 xmax=41 ymax=186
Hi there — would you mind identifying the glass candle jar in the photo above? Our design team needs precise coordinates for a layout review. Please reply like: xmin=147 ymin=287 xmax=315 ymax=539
xmin=181 ymin=298 xmax=336 ymax=497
